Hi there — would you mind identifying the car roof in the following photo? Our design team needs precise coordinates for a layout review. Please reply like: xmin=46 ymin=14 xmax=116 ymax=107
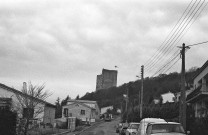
xmin=140 ymin=118 xmax=166 ymax=123
xmin=149 ymin=122 xmax=181 ymax=125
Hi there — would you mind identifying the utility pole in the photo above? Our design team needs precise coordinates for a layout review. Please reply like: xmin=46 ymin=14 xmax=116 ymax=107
xmin=140 ymin=65 xmax=144 ymax=119
xmin=121 ymin=101 xmax=123 ymax=121
xmin=126 ymin=84 xmax=129 ymax=122
xmin=136 ymin=75 xmax=140 ymax=107
xmin=179 ymin=43 xmax=189 ymax=130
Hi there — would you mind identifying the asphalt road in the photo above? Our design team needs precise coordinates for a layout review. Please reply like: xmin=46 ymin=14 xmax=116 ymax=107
xmin=78 ymin=118 xmax=120 ymax=135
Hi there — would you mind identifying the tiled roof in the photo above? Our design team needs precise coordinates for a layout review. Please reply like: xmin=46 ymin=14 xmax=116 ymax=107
xmin=0 ymin=83 xmax=55 ymax=108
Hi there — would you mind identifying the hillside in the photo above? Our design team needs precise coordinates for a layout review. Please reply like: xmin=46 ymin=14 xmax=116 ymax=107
xmin=80 ymin=68 xmax=198 ymax=110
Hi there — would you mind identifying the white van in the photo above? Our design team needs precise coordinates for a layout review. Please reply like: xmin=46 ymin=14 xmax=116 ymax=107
xmin=136 ymin=118 xmax=166 ymax=135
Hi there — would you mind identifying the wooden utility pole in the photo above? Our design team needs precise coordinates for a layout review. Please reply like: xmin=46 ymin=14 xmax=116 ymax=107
xmin=126 ymin=84 xmax=129 ymax=121
xmin=179 ymin=43 xmax=188 ymax=130
xmin=140 ymin=65 xmax=144 ymax=119
xmin=136 ymin=75 xmax=140 ymax=107
xmin=121 ymin=101 xmax=123 ymax=120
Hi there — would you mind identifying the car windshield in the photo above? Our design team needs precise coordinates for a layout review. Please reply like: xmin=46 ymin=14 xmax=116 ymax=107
xmin=151 ymin=124 xmax=185 ymax=134
xmin=131 ymin=124 xmax=140 ymax=129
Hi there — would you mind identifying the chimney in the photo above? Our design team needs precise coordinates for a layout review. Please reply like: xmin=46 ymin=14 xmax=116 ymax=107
xmin=23 ymin=82 xmax=27 ymax=91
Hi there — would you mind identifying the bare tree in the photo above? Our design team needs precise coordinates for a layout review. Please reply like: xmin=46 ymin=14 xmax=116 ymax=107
xmin=15 ymin=82 xmax=52 ymax=135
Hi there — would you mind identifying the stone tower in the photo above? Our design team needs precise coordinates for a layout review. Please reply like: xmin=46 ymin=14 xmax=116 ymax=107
xmin=96 ymin=69 xmax=117 ymax=91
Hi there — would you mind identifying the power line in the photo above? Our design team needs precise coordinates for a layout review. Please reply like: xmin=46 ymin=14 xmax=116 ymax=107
xmin=148 ymin=2 xmax=208 ymax=77
xmin=152 ymin=48 xmax=189 ymax=77
xmin=187 ymin=40 xmax=208 ymax=46
xmin=146 ymin=0 xmax=206 ymax=73
xmin=151 ymin=51 xmax=180 ymax=77
xmin=146 ymin=0 xmax=205 ymax=71
xmin=145 ymin=0 xmax=200 ymax=69
xmin=143 ymin=0 xmax=195 ymax=67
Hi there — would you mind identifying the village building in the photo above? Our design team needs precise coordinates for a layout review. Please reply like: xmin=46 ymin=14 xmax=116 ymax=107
xmin=62 ymin=100 xmax=100 ymax=123
xmin=153 ymin=98 xmax=160 ymax=104
xmin=100 ymin=106 xmax=113 ymax=115
xmin=0 ymin=83 xmax=56 ymax=125
xmin=161 ymin=91 xmax=175 ymax=103
xmin=187 ymin=60 xmax=208 ymax=118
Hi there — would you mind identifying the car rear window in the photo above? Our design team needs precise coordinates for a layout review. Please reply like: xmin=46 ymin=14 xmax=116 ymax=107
xmin=151 ymin=124 xmax=185 ymax=134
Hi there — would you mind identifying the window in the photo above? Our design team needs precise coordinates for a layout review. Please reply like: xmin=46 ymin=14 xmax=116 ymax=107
xmin=146 ymin=125 xmax=152 ymax=135
xmin=150 ymin=124 xmax=185 ymax=134
xmin=131 ymin=124 xmax=140 ymax=129
xmin=63 ymin=108 xmax=68 ymax=117
xmin=81 ymin=110 xmax=85 ymax=115
xmin=0 ymin=98 xmax=12 ymax=110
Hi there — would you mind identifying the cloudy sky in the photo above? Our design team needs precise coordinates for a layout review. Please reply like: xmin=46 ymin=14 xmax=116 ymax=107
xmin=0 ymin=0 xmax=208 ymax=103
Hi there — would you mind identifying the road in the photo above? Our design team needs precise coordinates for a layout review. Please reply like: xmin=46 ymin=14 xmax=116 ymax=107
xmin=78 ymin=118 xmax=120 ymax=135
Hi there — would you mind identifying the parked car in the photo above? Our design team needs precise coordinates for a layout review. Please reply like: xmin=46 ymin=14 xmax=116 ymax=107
xmin=118 ymin=123 xmax=129 ymax=135
xmin=126 ymin=122 xmax=140 ymax=135
xmin=104 ymin=113 xmax=112 ymax=121
xmin=146 ymin=122 xmax=188 ymax=135
xmin=120 ymin=124 xmax=129 ymax=135
xmin=136 ymin=118 xmax=166 ymax=135
xmin=116 ymin=123 xmax=123 ymax=133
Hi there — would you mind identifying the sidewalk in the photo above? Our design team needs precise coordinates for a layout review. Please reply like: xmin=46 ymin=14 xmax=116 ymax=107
xmin=53 ymin=120 xmax=104 ymax=135
xmin=69 ymin=120 xmax=104 ymax=135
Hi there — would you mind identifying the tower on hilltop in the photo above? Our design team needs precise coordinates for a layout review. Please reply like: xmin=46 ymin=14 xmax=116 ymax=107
xmin=96 ymin=68 xmax=118 ymax=91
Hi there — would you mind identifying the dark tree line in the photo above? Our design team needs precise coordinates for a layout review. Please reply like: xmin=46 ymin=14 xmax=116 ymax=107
xmin=80 ymin=68 xmax=197 ymax=110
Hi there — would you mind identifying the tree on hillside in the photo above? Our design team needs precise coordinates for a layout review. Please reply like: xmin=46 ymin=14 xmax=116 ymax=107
xmin=80 ymin=69 xmax=198 ymax=110
xmin=15 ymin=82 xmax=51 ymax=135
xmin=76 ymin=95 xmax=80 ymax=100
xmin=55 ymin=97 xmax=62 ymax=118
xmin=61 ymin=95 xmax=71 ymax=106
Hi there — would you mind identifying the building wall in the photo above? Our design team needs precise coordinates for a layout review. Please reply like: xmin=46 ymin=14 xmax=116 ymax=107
xmin=62 ymin=103 xmax=93 ymax=122
xmin=101 ymin=106 xmax=113 ymax=115
xmin=0 ymin=86 xmax=55 ymax=125
xmin=83 ymin=103 xmax=100 ymax=118
xmin=64 ymin=100 xmax=100 ymax=120
xmin=190 ymin=62 xmax=208 ymax=118
xmin=96 ymin=69 xmax=118 ymax=91
xmin=67 ymin=100 xmax=100 ymax=119
xmin=161 ymin=92 xmax=175 ymax=103
xmin=85 ymin=103 xmax=95 ymax=108
xmin=83 ymin=103 xmax=100 ymax=119
xmin=43 ymin=106 xmax=55 ymax=124
xmin=102 ymin=69 xmax=117 ymax=89
xmin=0 ymin=87 xmax=23 ymax=116
xmin=96 ymin=75 xmax=103 ymax=90
xmin=92 ymin=102 xmax=100 ymax=119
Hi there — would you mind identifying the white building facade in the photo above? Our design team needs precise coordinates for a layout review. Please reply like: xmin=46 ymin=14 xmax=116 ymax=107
xmin=0 ymin=83 xmax=55 ymax=125
xmin=187 ymin=60 xmax=208 ymax=118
